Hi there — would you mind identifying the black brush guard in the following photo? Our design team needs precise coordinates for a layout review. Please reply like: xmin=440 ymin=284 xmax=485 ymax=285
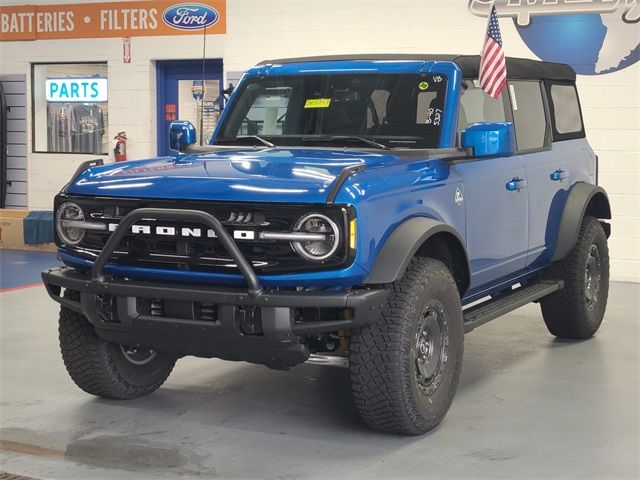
xmin=42 ymin=208 xmax=388 ymax=369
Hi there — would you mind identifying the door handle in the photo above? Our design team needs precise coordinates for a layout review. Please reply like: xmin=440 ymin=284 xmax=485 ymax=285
xmin=550 ymin=169 xmax=568 ymax=181
xmin=506 ymin=177 xmax=528 ymax=191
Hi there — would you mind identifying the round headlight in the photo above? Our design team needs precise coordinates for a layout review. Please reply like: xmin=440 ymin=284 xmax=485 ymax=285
xmin=292 ymin=213 xmax=340 ymax=262
xmin=56 ymin=202 xmax=85 ymax=245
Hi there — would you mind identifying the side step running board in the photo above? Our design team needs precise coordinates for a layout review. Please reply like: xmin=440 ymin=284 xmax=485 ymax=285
xmin=463 ymin=280 xmax=564 ymax=333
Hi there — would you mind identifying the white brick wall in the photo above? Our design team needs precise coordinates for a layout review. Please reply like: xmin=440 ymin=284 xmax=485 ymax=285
xmin=1 ymin=0 xmax=638 ymax=281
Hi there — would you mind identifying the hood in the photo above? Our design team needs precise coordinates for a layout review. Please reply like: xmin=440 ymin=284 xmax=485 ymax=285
xmin=67 ymin=147 xmax=400 ymax=203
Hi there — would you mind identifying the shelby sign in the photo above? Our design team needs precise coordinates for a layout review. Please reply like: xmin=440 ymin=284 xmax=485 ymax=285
xmin=468 ymin=0 xmax=639 ymax=75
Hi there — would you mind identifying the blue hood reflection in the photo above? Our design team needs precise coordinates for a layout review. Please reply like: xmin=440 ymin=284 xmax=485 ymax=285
xmin=68 ymin=147 xmax=397 ymax=203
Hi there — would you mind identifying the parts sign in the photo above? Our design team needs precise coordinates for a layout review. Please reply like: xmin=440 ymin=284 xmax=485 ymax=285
xmin=0 ymin=1 xmax=226 ymax=41
xmin=46 ymin=78 xmax=108 ymax=103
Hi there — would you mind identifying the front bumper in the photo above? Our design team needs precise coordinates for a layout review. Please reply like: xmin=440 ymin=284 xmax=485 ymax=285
xmin=45 ymin=206 xmax=387 ymax=369
xmin=42 ymin=266 xmax=388 ymax=369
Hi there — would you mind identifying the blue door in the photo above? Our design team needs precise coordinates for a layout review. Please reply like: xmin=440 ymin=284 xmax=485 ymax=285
xmin=521 ymin=141 xmax=594 ymax=268
xmin=456 ymin=82 xmax=528 ymax=291
xmin=156 ymin=59 xmax=223 ymax=157
xmin=508 ymin=80 xmax=593 ymax=269
xmin=455 ymin=157 xmax=529 ymax=290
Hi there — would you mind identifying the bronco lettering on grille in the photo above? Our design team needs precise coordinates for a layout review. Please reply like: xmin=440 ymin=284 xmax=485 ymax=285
xmin=107 ymin=223 xmax=255 ymax=240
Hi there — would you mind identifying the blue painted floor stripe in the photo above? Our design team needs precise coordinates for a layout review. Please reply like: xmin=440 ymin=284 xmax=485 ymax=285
xmin=0 ymin=249 xmax=60 ymax=290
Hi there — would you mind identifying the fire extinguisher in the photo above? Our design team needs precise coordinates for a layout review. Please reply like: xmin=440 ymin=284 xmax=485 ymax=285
xmin=113 ymin=131 xmax=127 ymax=162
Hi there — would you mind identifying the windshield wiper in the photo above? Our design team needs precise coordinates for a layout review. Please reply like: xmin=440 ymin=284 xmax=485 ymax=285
xmin=215 ymin=135 xmax=275 ymax=148
xmin=303 ymin=135 xmax=388 ymax=150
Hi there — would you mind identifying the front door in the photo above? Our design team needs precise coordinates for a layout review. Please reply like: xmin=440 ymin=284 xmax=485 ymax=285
xmin=456 ymin=82 xmax=528 ymax=290
xmin=156 ymin=59 xmax=223 ymax=157
xmin=456 ymin=157 xmax=529 ymax=290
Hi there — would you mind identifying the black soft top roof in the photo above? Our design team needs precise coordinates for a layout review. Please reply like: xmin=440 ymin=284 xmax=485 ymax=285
xmin=258 ymin=54 xmax=576 ymax=82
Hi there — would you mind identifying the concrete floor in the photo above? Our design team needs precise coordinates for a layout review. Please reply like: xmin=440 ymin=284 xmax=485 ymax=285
xmin=0 ymin=273 xmax=638 ymax=479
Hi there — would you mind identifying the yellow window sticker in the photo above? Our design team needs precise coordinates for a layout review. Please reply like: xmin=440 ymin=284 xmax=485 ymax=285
xmin=304 ymin=98 xmax=331 ymax=108
xmin=418 ymin=81 xmax=429 ymax=91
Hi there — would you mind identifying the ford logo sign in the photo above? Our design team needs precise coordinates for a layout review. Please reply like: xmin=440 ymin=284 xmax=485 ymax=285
xmin=162 ymin=3 xmax=219 ymax=30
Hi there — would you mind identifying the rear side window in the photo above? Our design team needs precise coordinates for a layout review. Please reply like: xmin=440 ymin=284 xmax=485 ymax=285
xmin=509 ymin=81 xmax=548 ymax=151
xmin=548 ymin=83 xmax=585 ymax=140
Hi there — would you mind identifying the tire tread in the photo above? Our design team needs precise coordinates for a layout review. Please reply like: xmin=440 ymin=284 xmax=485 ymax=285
xmin=350 ymin=257 xmax=463 ymax=435
xmin=541 ymin=216 xmax=609 ymax=339
xmin=59 ymin=291 xmax=175 ymax=399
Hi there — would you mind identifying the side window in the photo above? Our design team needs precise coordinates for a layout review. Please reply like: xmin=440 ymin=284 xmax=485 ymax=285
xmin=509 ymin=80 xmax=548 ymax=151
xmin=457 ymin=81 xmax=507 ymax=134
xmin=549 ymin=83 xmax=584 ymax=138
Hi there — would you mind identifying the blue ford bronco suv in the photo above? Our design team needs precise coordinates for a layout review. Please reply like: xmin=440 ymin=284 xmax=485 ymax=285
xmin=43 ymin=55 xmax=611 ymax=435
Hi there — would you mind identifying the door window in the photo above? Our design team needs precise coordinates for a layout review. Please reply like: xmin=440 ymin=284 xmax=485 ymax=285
xmin=509 ymin=81 xmax=548 ymax=151
xmin=457 ymin=80 xmax=508 ymax=135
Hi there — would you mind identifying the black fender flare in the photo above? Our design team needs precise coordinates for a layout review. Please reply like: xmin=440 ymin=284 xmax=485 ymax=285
xmin=551 ymin=182 xmax=611 ymax=262
xmin=363 ymin=217 xmax=470 ymax=292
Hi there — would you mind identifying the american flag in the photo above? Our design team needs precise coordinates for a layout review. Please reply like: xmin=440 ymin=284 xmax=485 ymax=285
xmin=479 ymin=4 xmax=507 ymax=99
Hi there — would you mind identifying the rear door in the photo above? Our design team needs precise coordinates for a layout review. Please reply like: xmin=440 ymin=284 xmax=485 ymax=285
xmin=510 ymin=80 xmax=587 ymax=268
xmin=455 ymin=82 xmax=529 ymax=290
xmin=509 ymin=80 xmax=555 ymax=268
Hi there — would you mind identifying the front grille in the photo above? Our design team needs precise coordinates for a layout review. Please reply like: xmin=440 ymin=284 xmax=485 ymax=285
xmin=56 ymin=194 xmax=354 ymax=275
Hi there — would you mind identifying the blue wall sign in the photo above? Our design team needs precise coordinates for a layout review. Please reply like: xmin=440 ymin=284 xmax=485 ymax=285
xmin=45 ymin=78 xmax=108 ymax=102
xmin=162 ymin=4 xmax=219 ymax=30
xmin=468 ymin=0 xmax=640 ymax=75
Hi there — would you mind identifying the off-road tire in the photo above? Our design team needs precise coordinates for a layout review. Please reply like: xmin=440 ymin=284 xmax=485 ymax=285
xmin=350 ymin=257 xmax=464 ymax=435
xmin=59 ymin=290 xmax=176 ymax=399
xmin=540 ymin=216 xmax=609 ymax=339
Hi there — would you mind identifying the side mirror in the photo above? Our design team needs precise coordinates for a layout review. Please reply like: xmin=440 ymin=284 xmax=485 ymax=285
xmin=461 ymin=122 xmax=515 ymax=158
xmin=169 ymin=121 xmax=196 ymax=152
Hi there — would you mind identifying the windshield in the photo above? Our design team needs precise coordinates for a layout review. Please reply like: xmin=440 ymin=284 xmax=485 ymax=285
xmin=215 ymin=73 xmax=447 ymax=149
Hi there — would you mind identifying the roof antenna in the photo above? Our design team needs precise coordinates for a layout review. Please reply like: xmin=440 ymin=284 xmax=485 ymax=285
xmin=200 ymin=24 xmax=207 ymax=145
